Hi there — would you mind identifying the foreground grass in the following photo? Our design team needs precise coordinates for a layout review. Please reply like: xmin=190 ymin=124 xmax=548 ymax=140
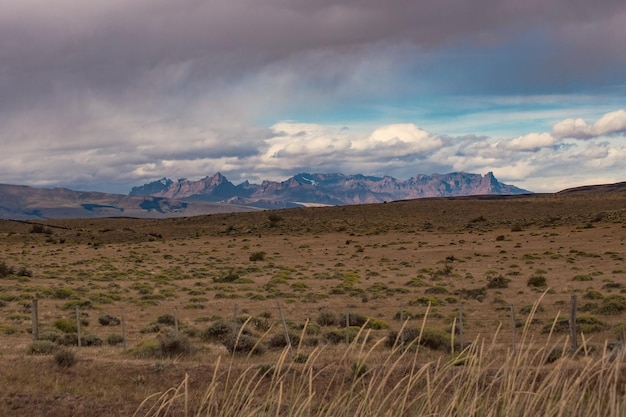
xmin=136 ymin=309 xmax=626 ymax=417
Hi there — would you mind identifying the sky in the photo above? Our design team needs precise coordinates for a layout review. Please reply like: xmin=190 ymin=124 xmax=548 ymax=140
xmin=1 ymin=0 xmax=626 ymax=194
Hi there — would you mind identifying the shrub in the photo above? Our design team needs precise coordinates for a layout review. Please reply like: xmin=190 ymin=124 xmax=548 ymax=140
xmin=316 ymin=310 xmax=341 ymax=327
xmin=595 ymin=295 xmax=626 ymax=315
xmin=200 ymin=321 xmax=233 ymax=342
xmin=527 ymin=275 xmax=547 ymax=288
xmin=572 ymin=274 xmax=593 ymax=282
xmin=156 ymin=314 xmax=176 ymax=326
xmin=107 ymin=333 xmax=125 ymax=346
xmin=83 ymin=334 xmax=103 ymax=347
xmin=129 ymin=339 xmax=162 ymax=359
xmin=425 ymin=286 xmax=449 ymax=294
xmin=158 ymin=330 xmax=192 ymax=357
xmin=583 ymin=290 xmax=604 ymax=300
xmin=367 ymin=318 xmax=389 ymax=330
xmin=267 ymin=333 xmax=300 ymax=349
xmin=410 ymin=296 xmax=443 ymax=306
xmin=222 ymin=334 xmax=264 ymax=355
xmin=347 ymin=313 xmax=368 ymax=327
xmin=0 ymin=260 xmax=15 ymax=277
xmin=542 ymin=315 xmax=609 ymax=334
xmin=455 ymin=287 xmax=487 ymax=302
xmin=27 ymin=340 xmax=57 ymax=355
xmin=53 ymin=318 xmax=77 ymax=334
xmin=98 ymin=314 xmax=121 ymax=326
xmin=386 ymin=327 xmax=451 ymax=351
xmin=249 ymin=251 xmax=266 ymax=262
xmin=487 ymin=275 xmax=511 ymax=289
xmin=54 ymin=348 xmax=76 ymax=368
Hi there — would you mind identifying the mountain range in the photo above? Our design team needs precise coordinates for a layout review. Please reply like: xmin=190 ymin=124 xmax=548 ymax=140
xmin=1 ymin=171 xmax=531 ymax=220
xmin=130 ymin=171 xmax=530 ymax=209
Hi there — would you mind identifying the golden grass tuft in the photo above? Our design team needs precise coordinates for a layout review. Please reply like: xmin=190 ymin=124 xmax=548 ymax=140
xmin=135 ymin=303 xmax=626 ymax=417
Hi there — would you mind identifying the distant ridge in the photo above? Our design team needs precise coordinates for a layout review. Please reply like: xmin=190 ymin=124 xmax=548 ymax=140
xmin=130 ymin=171 xmax=531 ymax=208
xmin=0 ymin=183 xmax=257 ymax=220
xmin=557 ymin=181 xmax=626 ymax=195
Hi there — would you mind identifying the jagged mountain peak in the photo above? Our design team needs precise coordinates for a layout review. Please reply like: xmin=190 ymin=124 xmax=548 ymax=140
xmin=129 ymin=171 xmax=530 ymax=208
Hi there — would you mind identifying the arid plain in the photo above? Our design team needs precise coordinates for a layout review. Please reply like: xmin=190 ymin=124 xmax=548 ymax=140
xmin=1 ymin=190 xmax=625 ymax=416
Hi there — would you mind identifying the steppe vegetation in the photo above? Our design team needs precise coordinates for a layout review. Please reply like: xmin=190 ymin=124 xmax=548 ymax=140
xmin=0 ymin=192 xmax=625 ymax=416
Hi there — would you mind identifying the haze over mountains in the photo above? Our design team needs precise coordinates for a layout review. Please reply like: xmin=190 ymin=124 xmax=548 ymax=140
xmin=1 ymin=171 xmax=531 ymax=220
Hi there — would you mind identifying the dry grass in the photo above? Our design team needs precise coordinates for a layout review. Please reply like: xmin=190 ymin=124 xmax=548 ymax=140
xmin=0 ymin=192 xmax=625 ymax=415
xmin=135 ymin=306 xmax=626 ymax=417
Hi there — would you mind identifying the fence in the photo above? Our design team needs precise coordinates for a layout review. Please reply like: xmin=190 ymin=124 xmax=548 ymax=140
xmin=24 ymin=294 xmax=613 ymax=359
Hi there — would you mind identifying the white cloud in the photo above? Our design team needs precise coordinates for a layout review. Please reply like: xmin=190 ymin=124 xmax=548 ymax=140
xmin=500 ymin=132 xmax=559 ymax=151
xmin=552 ymin=109 xmax=626 ymax=139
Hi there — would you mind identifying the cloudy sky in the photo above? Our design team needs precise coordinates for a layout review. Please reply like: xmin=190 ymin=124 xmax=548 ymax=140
xmin=2 ymin=0 xmax=626 ymax=194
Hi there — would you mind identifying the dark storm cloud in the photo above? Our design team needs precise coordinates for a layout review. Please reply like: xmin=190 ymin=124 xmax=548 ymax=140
xmin=1 ymin=1 xmax=626 ymax=193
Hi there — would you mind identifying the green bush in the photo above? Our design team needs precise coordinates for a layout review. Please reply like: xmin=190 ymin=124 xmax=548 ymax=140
xmin=249 ymin=251 xmax=266 ymax=262
xmin=200 ymin=321 xmax=233 ymax=342
xmin=98 ymin=313 xmax=121 ymax=326
xmin=583 ymin=290 xmax=604 ymax=300
xmin=542 ymin=315 xmax=609 ymax=334
xmin=386 ymin=327 xmax=452 ymax=351
xmin=156 ymin=314 xmax=176 ymax=326
xmin=527 ymin=276 xmax=547 ymax=288
xmin=267 ymin=333 xmax=300 ymax=349
xmin=222 ymin=334 xmax=264 ymax=355
xmin=455 ymin=287 xmax=487 ymax=302
xmin=54 ymin=348 xmax=76 ymax=368
xmin=158 ymin=330 xmax=192 ymax=357
xmin=129 ymin=339 xmax=162 ymax=358
xmin=83 ymin=334 xmax=103 ymax=347
xmin=316 ymin=310 xmax=341 ymax=327
xmin=487 ymin=275 xmax=511 ymax=289
xmin=595 ymin=295 xmax=626 ymax=315
xmin=107 ymin=333 xmax=125 ymax=346
xmin=27 ymin=340 xmax=57 ymax=355
xmin=53 ymin=318 xmax=77 ymax=334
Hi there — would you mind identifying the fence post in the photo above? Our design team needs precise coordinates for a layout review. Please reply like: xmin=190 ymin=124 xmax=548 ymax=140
xmin=31 ymin=299 xmax=39 ymax=341
xmin=569 ymin=294 xmax=578 ymax=351
xmin=510 ymin=305 xmax=516 ymax=352
xmin=345 ymin=311 xmax=350 ymax=345
xmin=174 ymin=306 xmax=179 ymax=336
xmin=277 ymin=301 xmax=293 ymax=358
xmin=121 ymin=307 xmax=127 ymax=350
xmin=399 ymin=308 xmax=405 ymax=347
xmin=76 ymin=306 xmax=82 ymax=347
xmin=458 ymin=305 xmax=464 ymax=349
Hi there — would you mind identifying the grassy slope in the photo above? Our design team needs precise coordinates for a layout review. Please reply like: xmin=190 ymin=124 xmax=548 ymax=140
xmin=0 ymin=192 xmax=625 ymax=416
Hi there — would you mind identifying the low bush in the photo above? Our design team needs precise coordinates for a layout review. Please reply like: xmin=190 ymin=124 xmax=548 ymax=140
xmin=222 ymin=334 xmax=264 ymax=355
xmin=316 ymin=310 xmax=341 ymax=327
xmin=54 ymin=348 xmax=76 ymax=368
xmin=249 ymin=251 xmax=266 ymax=262
xmin=156 ymin=314 xmax=176 ymax=326
xmin=27 ymin=340 xmax=58 ymax=355
xmin=98 ymin=314 xmax=121 ymax=326
xmin=542 ymin=315 xmax=609 ymax=334
xmin=595 ymin=295 xmax=626 ymax=315
xmin=107 ymin=333 xmax=125 ymax=346
xmin=158 ymin=330 xmax=192 ymax=357
xmin=527 ymin=276 xmax=547 ymax=288
xmin=200 ymin=321 xmax=233 ymax=342
xmin=487 ymin=275 xmax=511 ymax=289
xmin=267 ymin=333 xmax=300 ymax=349
xmin=386 ymin=327 xmax=451 ymax=352
xmin=53 ymin=318 xmax=77 ymax=334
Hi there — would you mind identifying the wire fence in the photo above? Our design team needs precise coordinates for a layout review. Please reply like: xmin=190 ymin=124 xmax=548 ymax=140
xmin=20 ymin=293 xmax=622 ymax=360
